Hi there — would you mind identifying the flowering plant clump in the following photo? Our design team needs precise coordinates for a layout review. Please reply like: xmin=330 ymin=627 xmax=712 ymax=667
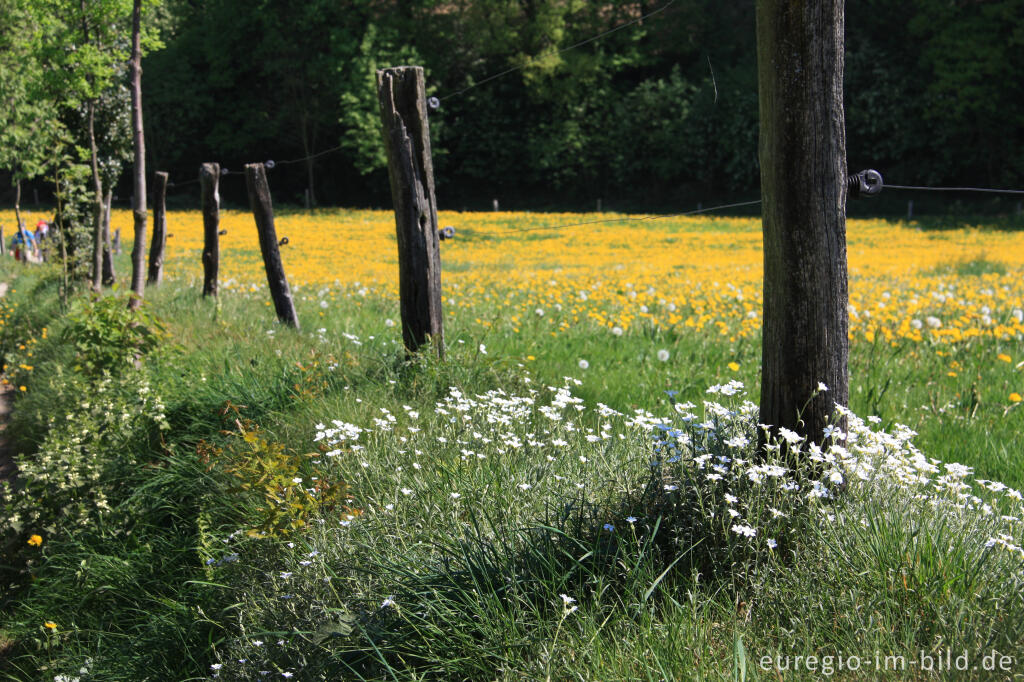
xmin=0 ymin=371 xmax=170 ymax=539
xmin=644 ymin=381 xmax=1024 ymax=590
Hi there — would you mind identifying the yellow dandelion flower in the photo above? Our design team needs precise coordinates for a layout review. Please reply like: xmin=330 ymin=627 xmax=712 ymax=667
xmin=19 ymin=386 xmax=26 ymax=392
xmin=1010 ymin=393 xmax=1023 ymax=403
xmin=44 ymin=621 xmax=57 ymax=630
xmin=997 ymin=353 xmax=1012 ymax=363
xmin=27 ymin=534 xmax=42 ymax=547
xmin=728 ymin=361 xmax=740 ymax=372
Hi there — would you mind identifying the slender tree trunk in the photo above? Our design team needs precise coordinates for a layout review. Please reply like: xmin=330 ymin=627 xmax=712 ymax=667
xmin=128 ymin=0 xmax=147 ymax=310
xmin=756 ymin=0 xmax=849 ymax=452
xmin=87 ymin=100 xmax=104 ymax=292
xmin=102 ymin=188 xmax=116 ymax=285
xmin=54 ymin=166 xmax=70 ymax=308
xmin=300 ymin=111 xmax=317 ymax=206
xmin=13 ymin=180 xmax=27 ymax=262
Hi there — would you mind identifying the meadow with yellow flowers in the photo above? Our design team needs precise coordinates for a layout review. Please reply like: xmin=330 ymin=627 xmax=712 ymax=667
xmin=1 ymin=207 xmax=1022 ymax=680
xmin=124 ymin=206 xmax=1024 ymax=479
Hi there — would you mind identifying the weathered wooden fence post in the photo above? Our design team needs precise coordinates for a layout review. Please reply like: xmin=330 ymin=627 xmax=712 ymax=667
xmin=1 ymin=226 xmax=5 ymax=256
xmin=147 ymin=171 xmax=168 ymax=285
xmin=756 ymin=0 xmax=849 ymax=450
xmin=376 ymin=65 xmax=445 ymax=358
xmin=245 ymin=162 xmax=300 ymax=329
xmin=200 ymin=162 xmax=220 ymax=297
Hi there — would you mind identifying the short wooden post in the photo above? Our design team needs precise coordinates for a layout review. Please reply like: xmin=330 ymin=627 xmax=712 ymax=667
xmin=147 ymin=171 xmax=168 ymax=285
xmin=245 ymin=162 xmax=299 ymax=329
xmin=200 ymin=162 xmax=220 ymax=297
xmin=492 ymin=198 xmax=499 ymax=212
xmin=304 ymin=188 xmax=311 ymax=210
xmin=0 ymin=225 xmax=6 ymax=256
xmin=376 ymin=65 xmax=444 ymax=357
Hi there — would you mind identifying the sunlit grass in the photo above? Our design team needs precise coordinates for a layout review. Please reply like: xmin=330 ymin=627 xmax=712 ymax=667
xmin=0 ymin=208 xmax=1022 ymax=680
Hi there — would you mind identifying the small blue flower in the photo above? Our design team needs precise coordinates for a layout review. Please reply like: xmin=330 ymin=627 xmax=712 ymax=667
xmin=603 ymin=523 xmax=615 ymax=532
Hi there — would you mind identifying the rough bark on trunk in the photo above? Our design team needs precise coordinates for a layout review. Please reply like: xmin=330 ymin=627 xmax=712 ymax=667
xmin=756 ymin=0 xmax=849 ymax=451
xmin=128 ymin=0 xmax=147 ymax=310
xmin=147 ymin=171 xmax=168 ymax=285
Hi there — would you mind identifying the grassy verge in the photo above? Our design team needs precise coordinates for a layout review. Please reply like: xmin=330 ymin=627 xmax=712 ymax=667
xmin=0 ymin=251 xmax=1022 ymax=680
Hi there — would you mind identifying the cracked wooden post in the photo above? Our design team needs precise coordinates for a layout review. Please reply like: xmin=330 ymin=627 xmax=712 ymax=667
xmin=147 ymin=171 xmax=168 ymax=285
xmin=200 ymin=162 xmax=220 ymax=297
xmin=756 ymin=0 xmax=849 ymax=451
xmin=245 ymin=162 xmax=299 ymax=329
xmin=376 ymin=65 xmax=444 ymax=358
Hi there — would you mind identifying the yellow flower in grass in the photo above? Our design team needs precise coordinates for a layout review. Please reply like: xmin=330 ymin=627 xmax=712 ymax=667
xmin=18 ymin=386 xmax=26 ymax=392
xmin=727 ymin=362 xmax=740 ymax=372
xmin=997 ymin=353 xmax=1012 ymax=363
xmin=27 ymin=534 xmax=42 ymax=547
xmin=1010 ymin=393 xmax=1023 ymax=403
xmin=44 ymin=621 xmax=57 ymax=630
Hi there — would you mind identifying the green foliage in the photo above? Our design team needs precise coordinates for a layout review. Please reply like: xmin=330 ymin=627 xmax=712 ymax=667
xmin=198 ymin=417 xmax=358 ymax=538
xmin=62 ymin=293 xmax=165 ymax=376
xmin=0 ymin=0 xmax=65 ymax=187
xmin=0 ymin=369 xmax=169 ymax=539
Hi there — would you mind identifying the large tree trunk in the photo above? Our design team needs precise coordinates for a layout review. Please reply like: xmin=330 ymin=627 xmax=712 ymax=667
xmin=87 ymin=100 xmax=104 ymax=292
xmin=756 ymin=0 xmax=849 ymax=452
xmin=127 ymin=0 xmax=147 ymax=310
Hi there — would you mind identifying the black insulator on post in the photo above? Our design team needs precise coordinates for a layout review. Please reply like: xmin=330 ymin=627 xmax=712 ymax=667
xmin=848 ymin=169 xmax=883 ymax=199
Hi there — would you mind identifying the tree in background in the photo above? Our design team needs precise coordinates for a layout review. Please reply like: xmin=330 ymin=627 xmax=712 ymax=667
xmin=40 ymin=0 xmax=134 ymax=291
xmin=128 ymin=0 xmax=148 ymax=309
xmin=120 ymin=0 xmax=1024 ymax=209
xmin=0 ymin=0 xmax=65 ymax=251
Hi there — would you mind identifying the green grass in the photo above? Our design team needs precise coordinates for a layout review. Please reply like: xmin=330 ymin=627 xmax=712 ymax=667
xmin=0 ymin=256 xmax=1022 ymax=681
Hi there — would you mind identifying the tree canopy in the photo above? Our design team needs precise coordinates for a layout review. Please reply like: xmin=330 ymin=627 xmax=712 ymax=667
xmin=3 ymin=0 xmax=1022 ymax=211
